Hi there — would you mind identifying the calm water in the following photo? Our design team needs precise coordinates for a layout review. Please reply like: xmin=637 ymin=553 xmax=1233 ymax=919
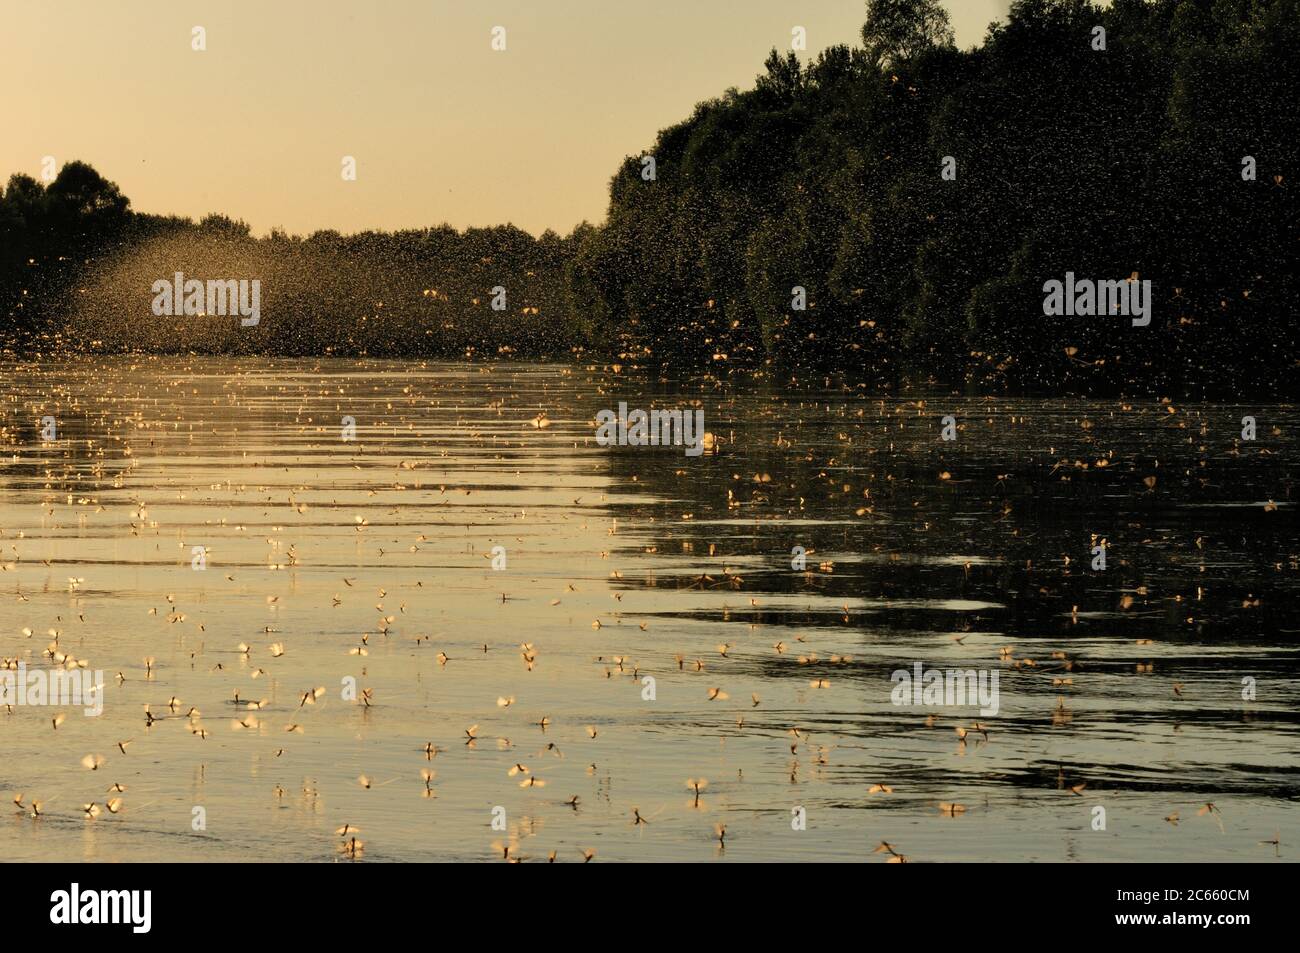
xmin=1 ymin=356 xmax=1296 ymax=862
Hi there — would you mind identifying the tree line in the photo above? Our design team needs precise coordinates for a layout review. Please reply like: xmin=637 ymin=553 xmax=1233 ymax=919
xmin=4 ymin=0 xmax=1296 ymax=395
xmin=573 ymin=0 xmax=1298 ymax=394
xmin=0 ymin=165 xmax=594 ymax=358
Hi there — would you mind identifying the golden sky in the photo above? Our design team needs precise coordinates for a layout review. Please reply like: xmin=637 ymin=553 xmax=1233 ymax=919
xmin=7 ymin=0 xmax=1008 ymax=236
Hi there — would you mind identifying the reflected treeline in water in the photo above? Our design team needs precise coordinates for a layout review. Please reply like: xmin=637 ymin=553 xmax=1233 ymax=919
xmin=1 ymin=371 xmax=1295 ymax=861
xmin=596 ymin=377 xmax=1300 ymax=803
xmin=601 ymin=383 xmax=1297 ymax=635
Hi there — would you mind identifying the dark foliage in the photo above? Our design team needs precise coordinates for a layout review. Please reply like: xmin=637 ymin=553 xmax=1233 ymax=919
xmin=572 ymin=0 xmax=1299 ymax=395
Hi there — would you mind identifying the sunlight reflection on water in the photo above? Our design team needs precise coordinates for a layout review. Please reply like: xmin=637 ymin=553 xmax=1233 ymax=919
xmin=1 ymin=356 xmax=1296 ymax=862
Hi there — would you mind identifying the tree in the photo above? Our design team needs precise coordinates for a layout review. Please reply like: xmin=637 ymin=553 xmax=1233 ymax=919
xmin=1 ymin=174 xmax=45 ymax=223
xmin=46 ymin=160 xmax=128 ymax=220
xmin=861 ymin=0 xmax=955 ymax=70
xmin=198 ymin=214 xmax=252 ymax=239
xmin=756 ymin=49 xmax=803 ymax=102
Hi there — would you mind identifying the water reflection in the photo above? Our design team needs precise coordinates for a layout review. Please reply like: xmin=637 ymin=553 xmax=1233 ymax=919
xmin=1 ymin=357 xmax=1295 ymax=862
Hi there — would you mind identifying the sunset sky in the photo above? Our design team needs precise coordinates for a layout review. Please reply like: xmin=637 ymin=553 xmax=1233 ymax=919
xmin=7 ymin=0 xmax=1009 ymax=236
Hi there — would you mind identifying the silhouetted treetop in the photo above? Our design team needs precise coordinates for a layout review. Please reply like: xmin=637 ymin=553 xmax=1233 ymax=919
xmin=861 ymin=0 xmax=955 ymax=69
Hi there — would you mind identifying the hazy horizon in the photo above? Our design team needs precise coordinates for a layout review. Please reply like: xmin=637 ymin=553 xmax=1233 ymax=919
xmin=8 ymin=0 xmax=1008 ymax=238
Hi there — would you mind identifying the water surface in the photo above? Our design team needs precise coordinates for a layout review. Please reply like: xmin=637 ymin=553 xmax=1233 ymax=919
xmin=1 ymin=356 xmax=1296 ymax=862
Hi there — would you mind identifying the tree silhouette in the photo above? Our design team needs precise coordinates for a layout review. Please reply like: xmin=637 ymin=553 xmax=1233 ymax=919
xmin=861 ymin=0 xmax=955 ymax=69
xmin=46 ymin=161 xmax=128 ymax=222
xmin=569 ymin=0 xmax=1299 ymax=396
